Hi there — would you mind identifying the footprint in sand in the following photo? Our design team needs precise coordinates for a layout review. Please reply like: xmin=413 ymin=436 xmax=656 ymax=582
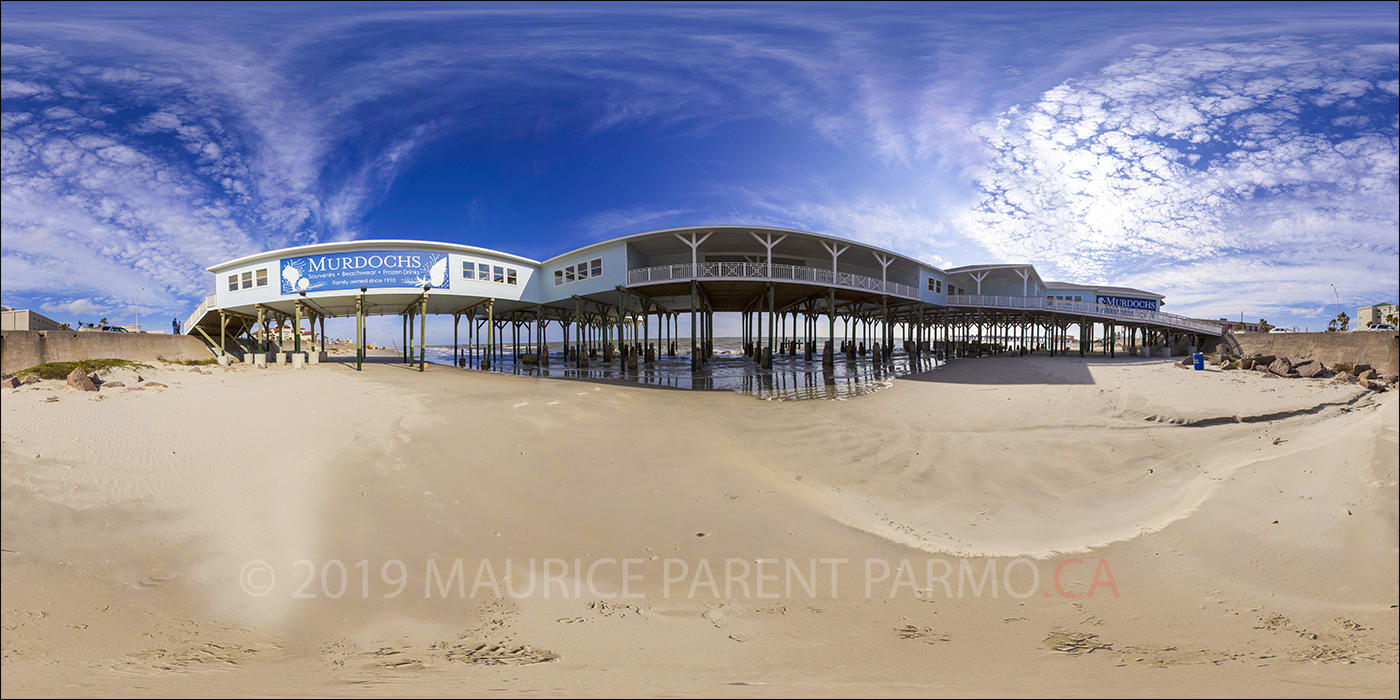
xmin=1043 ymin=627 xmax=1111 ymax=654
xmin=432 ymin=642 xmax=558 ymax=665
xmin=702 ymin=603 xmax=745 ymax=629
xmin=895 ymin=625 xmax=951 ymax=643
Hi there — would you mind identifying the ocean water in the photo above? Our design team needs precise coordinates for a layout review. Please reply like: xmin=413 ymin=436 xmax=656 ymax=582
xmin=396 ymin=337 xmax=944 ymax=401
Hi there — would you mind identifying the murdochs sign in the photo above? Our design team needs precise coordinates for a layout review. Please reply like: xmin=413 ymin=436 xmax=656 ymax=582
xmin=1096 ymin=295 xmax=1158 ymax=312
xmin=280 ymin=251 xmax=450 ymax=294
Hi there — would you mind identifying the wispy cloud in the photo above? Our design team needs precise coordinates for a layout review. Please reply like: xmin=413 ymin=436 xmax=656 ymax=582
xmin=575 ymin=206 xmax=696 ymax=240
xmin=961 ymin=38 xmax=1398 ymax=319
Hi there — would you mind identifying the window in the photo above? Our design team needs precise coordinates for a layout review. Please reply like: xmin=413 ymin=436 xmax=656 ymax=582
xmin=465 ymin=260 xmax=519 ymax=286
xmin=928 ymin=279 xmax=942 ymax=294
xmin=228 ymin=274 xmax=238 ymax=292
xmin=555 ymin=258 xmax=603 ymax=287
xmin=241 ymin=271 xmax=253 ymax=289
xmin=255 ymin=268 xmax=268 ymax=287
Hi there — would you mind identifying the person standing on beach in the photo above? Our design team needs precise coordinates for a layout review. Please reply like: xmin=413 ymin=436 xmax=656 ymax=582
xmin=172 ymin=317 xmax=180 ymax=334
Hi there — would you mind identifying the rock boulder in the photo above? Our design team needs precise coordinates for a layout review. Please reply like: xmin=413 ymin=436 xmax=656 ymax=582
xmin=66 ymin=368 xmax=98 ymax=392
xmin=1296 ymin=361 xmax=1327 ymax=378
xmin=1 ymin=376 xmax=19 ymax=390
xmin=1268 ymin=358 xmax=1294 ymax=377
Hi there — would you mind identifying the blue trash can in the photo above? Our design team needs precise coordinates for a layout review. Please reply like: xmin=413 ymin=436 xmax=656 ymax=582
xmin=1192 ymin=352 xmax=1204 ymax=370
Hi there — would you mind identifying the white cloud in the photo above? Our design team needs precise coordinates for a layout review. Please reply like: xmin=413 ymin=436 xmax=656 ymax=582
xmin=1 ymin=79 xmax=52 ymax=99
xmin=961 ymin=38 xmax=1398 ymax=316
xmin=576 ymin=207 xmax=696 ymax=239
xmin=40 ymin=297 xmax=107 ymax=316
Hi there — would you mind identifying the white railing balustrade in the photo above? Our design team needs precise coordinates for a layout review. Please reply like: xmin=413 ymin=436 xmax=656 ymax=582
xmin=627 ymin=262 xmax=919 ymax=299
xmin=946 ymin=294 xmax=1224 ymax=334
xmin=183 ymin=293 xmax=218 ymax=334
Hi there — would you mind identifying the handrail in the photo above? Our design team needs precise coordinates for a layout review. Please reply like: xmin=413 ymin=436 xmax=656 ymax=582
xmin=946 ymin=294 xmax=1224 ymax=334
xmin=627 ymin=262 xmax=920 ymax=299
xmin=182 ymin=293 xmax=218 ymax=334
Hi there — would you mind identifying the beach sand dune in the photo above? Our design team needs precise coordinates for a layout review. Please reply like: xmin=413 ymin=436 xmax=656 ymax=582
xmin=2 ymin=355 xmax=1395 ymax=696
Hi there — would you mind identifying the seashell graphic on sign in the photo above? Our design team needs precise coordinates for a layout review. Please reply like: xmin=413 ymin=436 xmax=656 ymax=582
xmin=282 ymin=264 xmax=299 ymax=289
xmin=430 ymin=256 xmax=448 ymax=288
xmin=281 ymin=260 xmax=311 ymax=294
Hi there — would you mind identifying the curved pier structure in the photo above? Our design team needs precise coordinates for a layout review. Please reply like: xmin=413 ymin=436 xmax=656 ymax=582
xmin=184 ymin=226 xmax=1224 ymax=379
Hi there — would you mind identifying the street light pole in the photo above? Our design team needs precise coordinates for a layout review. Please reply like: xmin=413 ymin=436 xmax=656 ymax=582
xmin=136 ymin=287 xmax=144 ymax=332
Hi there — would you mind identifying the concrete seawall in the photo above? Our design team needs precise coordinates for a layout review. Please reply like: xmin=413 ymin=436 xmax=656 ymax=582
xmin=1 ymin=331 xmax=216 ymax=374
xmin=1231 ymin=331 xmax=1399 ymax=375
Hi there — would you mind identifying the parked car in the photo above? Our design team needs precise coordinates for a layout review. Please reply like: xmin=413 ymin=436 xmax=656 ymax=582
xmin=99 ymin=325 xmax=130 ymax=332
xmin=1364 ymin=323 xmax=1397 ymax=331
xmin=1268 ymin=327 xmax=1292 ymax=333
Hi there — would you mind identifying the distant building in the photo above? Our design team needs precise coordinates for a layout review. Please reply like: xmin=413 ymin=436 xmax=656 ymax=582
xmin=1357 ymin=303 xmax=1398 ymax=329
xmin=1 ymin=308 xmax=63 ymax=331
xmin=1218 ymin=319 xmax=1265 ymax=333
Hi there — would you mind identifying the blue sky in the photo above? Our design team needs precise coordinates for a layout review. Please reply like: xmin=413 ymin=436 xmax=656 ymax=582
xmin=2 ymin=1 xmax=1397 ymax=337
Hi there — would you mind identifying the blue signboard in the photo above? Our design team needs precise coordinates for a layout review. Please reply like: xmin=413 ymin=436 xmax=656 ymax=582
xmin=280 ymin=250 xmax=451 ymax=294
xmin=1096 ymin=294 xmax=1158 ymax=312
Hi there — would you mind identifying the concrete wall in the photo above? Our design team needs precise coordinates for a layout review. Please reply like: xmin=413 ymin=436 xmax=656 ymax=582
xmin=1 ymin=330 xmax=216 ymax=374
xmin=1232 ymin=331 xmax=1399 ymax=375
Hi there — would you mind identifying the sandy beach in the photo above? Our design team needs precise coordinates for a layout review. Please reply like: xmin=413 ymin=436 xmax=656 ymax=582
xmin=2 ymin=354 xmax=1396 ymax=697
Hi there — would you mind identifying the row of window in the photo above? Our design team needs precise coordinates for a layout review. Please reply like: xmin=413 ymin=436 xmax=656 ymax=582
xmin=925 ymin=279 xmax=966 ymax=295
xmin=464 ymin=262 xmax=518 ymax=285
xmin=553 ymin=258 xmax=603 ymax=287
xmin=228 ymin=268 xmax=269 ymax=292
